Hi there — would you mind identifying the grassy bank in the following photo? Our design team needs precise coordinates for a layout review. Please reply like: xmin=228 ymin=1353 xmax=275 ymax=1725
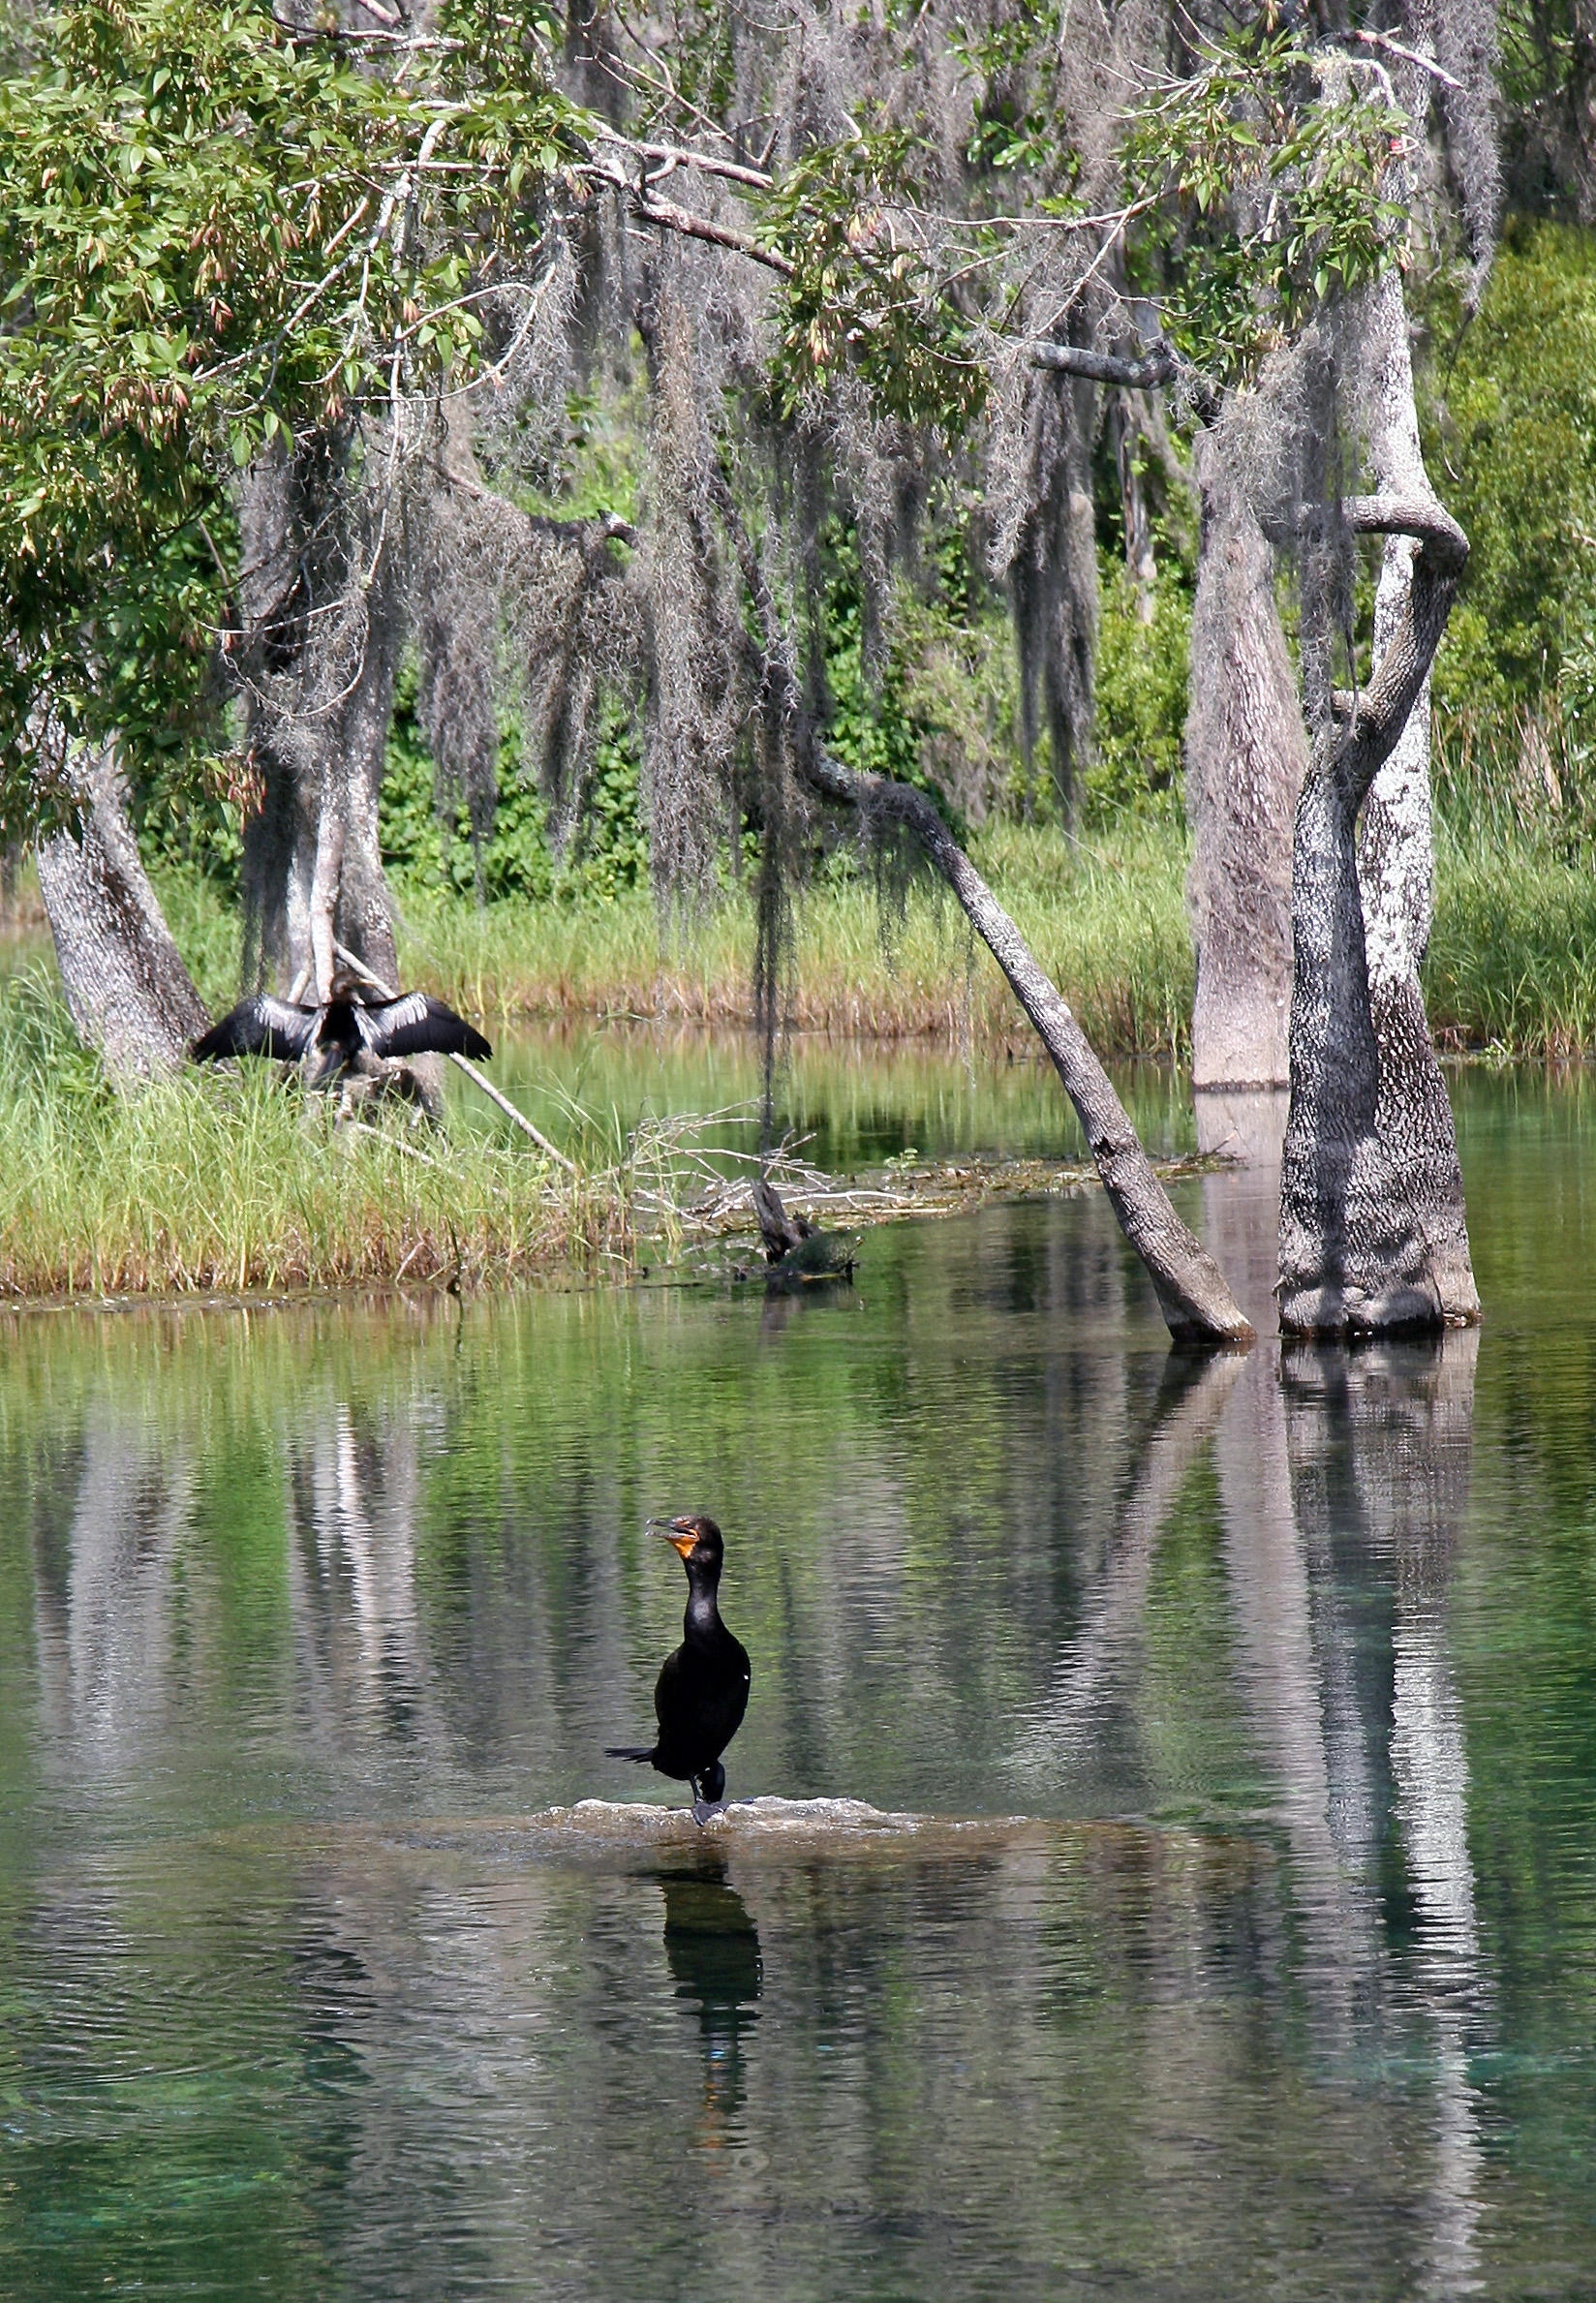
xmin=0 ymin=975 xmax=634 ymax=1300
xmin=161 ymin=814 xmax=1596 ymax=1066
xmin=11 ymin=803 xmax=1590 ymax=1069
xmin=148 ymin=819 xmax=1198 ymax=1060
xmin=1427 ymin=831 xmax=1596 ymax=1060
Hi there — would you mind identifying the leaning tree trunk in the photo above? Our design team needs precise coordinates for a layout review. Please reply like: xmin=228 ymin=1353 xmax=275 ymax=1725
xmin=809 ymin=747 xmax=1253 ymax=1344
xmin=35 ymin=742 xmax=210 ymax=1076
xmin=707 ymin=472 xmax=1250 ymax=1346
xmin=1353 ymin=274 xmax=1479 ymax=1322
xmin=1276 ymin=479 xmax=1469 ymax=1336
xmin=1185 ymin=433 xmax=1310 ymax=1094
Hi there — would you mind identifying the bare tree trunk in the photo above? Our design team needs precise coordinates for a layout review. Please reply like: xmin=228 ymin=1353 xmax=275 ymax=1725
xmin=236 ymin=436 xmax=405 ymax=1004
xmin=1277 ymin=469 xmax=1470 ymax=1336
xmin=1354 ymin=276 xmax=1479 ymax=1322
xmin=1184 ymin=435 xmax=1308 ymax=1091
xmin=321 ymin=561 xmax=406 ymax=1001
xmin=35 ymin=743 xmax=209 ymax=1076
xmin=1110 ymin=390 xmax=1157 ymax=624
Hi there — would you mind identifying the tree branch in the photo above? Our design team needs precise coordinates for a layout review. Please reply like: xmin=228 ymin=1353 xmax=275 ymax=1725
xmin=706 ymin=466 xmax=1252 ymax=1348
xmin=1318 ymin=493 xmax=1467 ymax=565
xmin=1328 ymin=499 xmax=1468 ymax=812
xmin=594 ymin=125 xmax=773 ymax=192
xmin=1028 ymin=339 xmax=1182 ymax=387
xmin=629 ymin=189 xmax=795 ymax=276
xmin=1351 ymin=27 xmax=1464 ymax=93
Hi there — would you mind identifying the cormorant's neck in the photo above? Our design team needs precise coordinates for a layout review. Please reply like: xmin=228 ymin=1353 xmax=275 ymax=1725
xmin=683 ymin=1569 xmax=721 ymax=1639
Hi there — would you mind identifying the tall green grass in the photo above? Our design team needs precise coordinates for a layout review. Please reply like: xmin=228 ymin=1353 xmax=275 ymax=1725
xmin=1424 ymin=705 xmax=1596 ymax=1058
xmin=390 ymin=817 xmax=1197 ymax=1059
xmin=0 ymin=972 xmax=634 ymax=1299
xmin=152 ymin=791 xmax=1596 ymax=1063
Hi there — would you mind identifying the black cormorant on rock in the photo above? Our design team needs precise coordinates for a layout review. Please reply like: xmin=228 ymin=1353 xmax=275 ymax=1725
xmin=191 ymin=973 xmax=491 ymax=1092
xmin=608 ymin=1515 xmax=752 ymax=1825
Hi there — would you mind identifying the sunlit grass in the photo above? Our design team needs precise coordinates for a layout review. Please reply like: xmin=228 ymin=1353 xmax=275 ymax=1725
xmin=390 ymin=816 xmax=1198 ymax=1059
xmin=153 ymin=802 xmax=1596 ymax=1064
xmin=0 ymin=972 xmax=635 ymax=1300
xmin=1427 ymin=836 xmax=1596 ymax=1059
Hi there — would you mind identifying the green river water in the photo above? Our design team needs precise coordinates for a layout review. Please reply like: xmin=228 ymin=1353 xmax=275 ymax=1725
xmin=3 ymin=1036 xmax=1596 ymax=2298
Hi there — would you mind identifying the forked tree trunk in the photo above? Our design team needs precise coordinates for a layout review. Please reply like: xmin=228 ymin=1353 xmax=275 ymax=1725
xmin=1277 ymin=474 xmax=1469 ymax=1336
xmin=237 ymin=440 xmax=406 ymax=1005
xmin=244 ymin=599 xmax=405 ymax=1005
xmin=1185 ymin=436 xmax=1309 ymax=1090
xmin=1354 ymin=275 xmax=1478 ymax=1322
xmin=35 ymin=743 xmax=210 ymax=1076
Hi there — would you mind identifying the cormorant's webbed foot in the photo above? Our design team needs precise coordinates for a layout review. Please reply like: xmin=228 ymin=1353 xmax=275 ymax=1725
xmin=691 ymin=1764 xmax=728 ymax=1827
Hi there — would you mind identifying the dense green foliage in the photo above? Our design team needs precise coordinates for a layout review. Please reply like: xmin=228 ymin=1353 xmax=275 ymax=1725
xmin=0 ymin=0 xmax=581 ymax=823
xmin=383 ymin=665 xmax=650 ymax=906
xmin=1425 ymin=221 xmax=1596 ymax=715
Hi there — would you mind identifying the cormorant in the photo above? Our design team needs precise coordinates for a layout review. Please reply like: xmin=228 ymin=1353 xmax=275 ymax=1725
xmin=608 ymin=1516 xmax=752 ymax=1825
xmin=750 ymin=1175 xmax=855 ymax=1284
xmin=191 ymin=973 xmax=491 ymax=1090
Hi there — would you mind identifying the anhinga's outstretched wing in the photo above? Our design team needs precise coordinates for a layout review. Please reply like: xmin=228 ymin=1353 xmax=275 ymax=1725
xmin=192 ymin=996 xmax=318 ymax=1063
xmin=355 ymin=993 xmax=492 ymax=1063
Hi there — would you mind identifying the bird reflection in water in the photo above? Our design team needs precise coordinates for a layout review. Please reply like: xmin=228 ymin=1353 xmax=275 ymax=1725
xmin=659 ymin=1857 xmax=762 ymax=2145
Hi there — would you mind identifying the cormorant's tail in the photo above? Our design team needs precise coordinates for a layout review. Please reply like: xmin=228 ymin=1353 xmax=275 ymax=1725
xmin=605 ymin=1745 xmax=655 ymax=1763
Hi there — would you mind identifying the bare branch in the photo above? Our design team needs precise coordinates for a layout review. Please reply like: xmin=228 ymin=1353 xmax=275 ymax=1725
xmin=1351 ymin=28 xmax=1464 ymax=93
xmin=1335 ymin=509 xmax=1468 ymax=811
xmin=626 ymin=186 xmax=795 ymax=276
xmin=1337 ymin=493 xmax=1468 ymax=566
xmin=329 ymin=943 xmax=577 ymax=1167
xmin=1028 ymin=340 xmax=1182 ymax=388
xmin=594 ymin=125 xmax=773 ymax=192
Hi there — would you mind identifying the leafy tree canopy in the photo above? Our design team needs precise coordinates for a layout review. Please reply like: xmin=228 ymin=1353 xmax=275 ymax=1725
xmin=0 ymin=0 xmax=1414 ymax=841
xmin=0 ymin=0 xmax=582 ymax=821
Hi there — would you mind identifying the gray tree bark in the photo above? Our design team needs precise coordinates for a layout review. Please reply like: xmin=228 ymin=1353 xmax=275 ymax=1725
xmin=1011 ymin=372 xmax=1098 ymax=827
xmin=1185 ymin=435 xmax=1309 ymax=1090
xmin=35 ymin=743 xmax=210 ymax=1076
xmin=1352 ymin=275 xmax=1479 ymax=1322
xmin=1276 ymin=477 xmax=1469 ymax=1336
xmin=1110 ymin=389 xmax=1157 ymax=625
xmin=237 ymin=439 xmax=405 ymax=1007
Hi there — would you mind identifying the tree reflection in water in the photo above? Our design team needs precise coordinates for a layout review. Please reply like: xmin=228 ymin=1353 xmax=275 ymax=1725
xmin=0 ymin=1156 xmax=1551 ymax=2300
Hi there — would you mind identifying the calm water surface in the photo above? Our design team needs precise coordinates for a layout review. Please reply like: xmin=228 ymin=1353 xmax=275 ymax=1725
xmin=3 ymin=1051 xmax=1596 ymax=2299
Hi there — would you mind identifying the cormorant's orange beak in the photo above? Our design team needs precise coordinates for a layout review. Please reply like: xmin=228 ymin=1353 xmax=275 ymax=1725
xmin=648 ymin=1517 xmax=698 ymax=1558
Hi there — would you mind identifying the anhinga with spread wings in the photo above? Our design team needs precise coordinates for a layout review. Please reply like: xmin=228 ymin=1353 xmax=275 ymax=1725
xmin=191 ymin=974 xmax=491 ymax=1089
